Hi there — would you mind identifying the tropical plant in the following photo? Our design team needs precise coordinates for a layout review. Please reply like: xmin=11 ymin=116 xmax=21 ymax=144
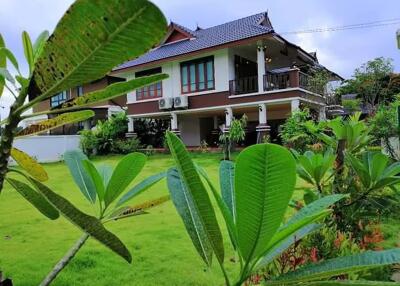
xmin=280 ymin=108 xmax=322 ymax=153
xmin=294 ymin=148 xmax=336 ymax=196
xmin=219 ymin=114 xmax=247 ymax=160
xmin=0 ymin=0 xmax=168 ymax=283
xmin=164 ymin=131 xmax=400 ymax=285
xmin=336 ymin=57 xmax=395 ymax=110
xmin=36 ymin=149 xmax=167 ymax=285
xmin=368 ymin=100 xmax=400 ymax=159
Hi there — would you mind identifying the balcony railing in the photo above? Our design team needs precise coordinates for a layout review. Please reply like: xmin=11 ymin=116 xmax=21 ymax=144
xmin=229 ymin=76 xmax=258 ymax=95
xmin=264 ymin=72 xmax=290 ymax=91
xmin=229 ymin=69 xmax=326 ymax=96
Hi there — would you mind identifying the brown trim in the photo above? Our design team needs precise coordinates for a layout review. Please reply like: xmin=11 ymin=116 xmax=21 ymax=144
xmin=111 ymin=33 xmax=273 ymax=74
xmin=127 ymin=89 xmax=322 ymax=115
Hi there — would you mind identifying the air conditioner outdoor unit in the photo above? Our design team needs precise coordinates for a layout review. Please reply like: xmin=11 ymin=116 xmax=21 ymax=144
xmin=173 ymin=96 xmax=188 ymax=109
xmin=158 ymin=98 xmax=173 ymax=110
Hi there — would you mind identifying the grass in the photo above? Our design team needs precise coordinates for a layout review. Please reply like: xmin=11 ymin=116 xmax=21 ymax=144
xmin=0 ymin=153 xmax=398 ymax=285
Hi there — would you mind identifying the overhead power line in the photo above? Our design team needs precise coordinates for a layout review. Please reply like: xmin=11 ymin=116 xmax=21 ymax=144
xmin=279 ymin=18 xmax=400 ymax=35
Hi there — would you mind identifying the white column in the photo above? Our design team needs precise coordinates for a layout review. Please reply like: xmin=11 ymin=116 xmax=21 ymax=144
xmin=171 ymin=112 xmax=178 ymax=130
xmin=213 ymin=115 xmax=219 ymax=129
xmin=225 ymin=107 xmax=233 ymax=128
xmin=83 ymin=120 xmax=91 ymax=130
xmin=258 ymin=103 xmax=267 ymax=125
xmin=291 ymin=99 xmax=300 ymax=113
xmin=319 ymin=106 xmax=327 ymax=121
xmin=257 ymin=44 xmax=266 ymax=93
xmin=128 ymin=117 xmax=134 ymax=133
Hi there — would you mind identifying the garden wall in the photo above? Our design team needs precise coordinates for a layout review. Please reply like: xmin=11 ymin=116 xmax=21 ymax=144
xmin=12 ymin=135 xmax=81 ymax=163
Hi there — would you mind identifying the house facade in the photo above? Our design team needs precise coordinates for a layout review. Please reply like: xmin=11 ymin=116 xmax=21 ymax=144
xmin=112 ymin=12 xmax=342 ymax=146
xmin=29 ymin=76 xmax=126 ymax=134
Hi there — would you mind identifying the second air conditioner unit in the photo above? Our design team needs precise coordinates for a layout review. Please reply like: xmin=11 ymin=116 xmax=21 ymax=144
xmin=158 ymin=98 xmax=173 ymax=110
xmin=173 ymin=96 xmax=188 ymax=109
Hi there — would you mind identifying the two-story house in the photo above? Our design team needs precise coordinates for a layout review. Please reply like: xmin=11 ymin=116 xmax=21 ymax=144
xmin=112 ymin=12 xmax=342 ymax=146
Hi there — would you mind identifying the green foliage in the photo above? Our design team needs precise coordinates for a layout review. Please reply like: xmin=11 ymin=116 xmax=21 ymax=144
xmin=10 ymin=148 xmax=48 ymax=182
xmin=166 ymin=132 xmax=224 ymax=266
xmin=26 ymin=0 xmax=167 ymax=106
xmin=6 ymin=177 xmax=59 ymax=220
xmin=0 ymin=33 xmax=5 ymax=97
xmin=295 ymin=149 xmax=336 ymax=194
xmin=368 ymin=100 xmax=399 ymax=158
xmin=21 ymin=31 xmax=34 ymax=75
xmin=79 ymin=112 xmax=130 ymax=155
xmin=219 ymin=115 xmax=247 ymax=160
xmin=17 ymin=110 xmax=95 ymax=137
xmin=336 ymin=57 xmax=395 ymax=109
xmin=280 ymin=108 xmax=322 ymax=152
xmin=135 ymin=118 xmax=170 ymax=148
xmin=307 ymin=69 xmax=330 ymax=95
xmin=342 ymin=99 xmax=361 ymax=113
xmin=164 ymin=133 xmax=399 ymax=285
xmin=110 ymin=138 xmax=141 ymax=155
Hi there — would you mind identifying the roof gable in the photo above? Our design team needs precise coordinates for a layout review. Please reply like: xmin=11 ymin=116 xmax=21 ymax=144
xmin=161 ymin=22 xmax=196 ymax=45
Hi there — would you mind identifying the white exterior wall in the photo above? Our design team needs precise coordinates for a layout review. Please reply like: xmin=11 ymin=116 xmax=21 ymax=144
xmin=12 ymin=135 xmax=81 ymax=163
xmin=125 ymin=48 xmax=230 ymax=104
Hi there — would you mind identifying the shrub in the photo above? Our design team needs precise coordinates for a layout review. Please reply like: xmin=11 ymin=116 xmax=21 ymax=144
xmin=79 ymin=129 xmax=99 ymax=156
xmin=279 ymin=108 xmax=322 ymax=153
xmin=111 ymin=138 xmax=141 ymax=154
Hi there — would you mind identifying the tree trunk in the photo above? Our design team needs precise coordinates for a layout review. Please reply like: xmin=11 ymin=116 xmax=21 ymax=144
xmin=39 ymin=233 xmax=89 ymax=286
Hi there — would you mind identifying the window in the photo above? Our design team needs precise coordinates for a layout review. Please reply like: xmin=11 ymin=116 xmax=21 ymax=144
xmin=180 ymin=56 xmax=214 ymax=93
xmin=135 ymin=67 xmax=163 ymax=100
xmin=50 ymin=90 xmax=69 ymax=107
xmin=77 ymin=86 xmax=83 ymax=97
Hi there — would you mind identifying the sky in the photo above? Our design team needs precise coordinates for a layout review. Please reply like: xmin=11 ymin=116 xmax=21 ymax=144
xmin=0 ymin=0 xmax=400 ymax=118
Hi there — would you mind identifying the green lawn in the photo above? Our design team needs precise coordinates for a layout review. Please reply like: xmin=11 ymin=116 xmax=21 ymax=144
xmin=0 ymin=153 xmax=398 ymax=285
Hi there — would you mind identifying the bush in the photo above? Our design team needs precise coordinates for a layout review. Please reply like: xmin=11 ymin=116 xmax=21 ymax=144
xmin=279 ymin=108 xmax=322 ymax=153
xmin=111 ymin=138 xmax=141 ymax=154
xmin=79 ymin=112 xmax=130 ymax=155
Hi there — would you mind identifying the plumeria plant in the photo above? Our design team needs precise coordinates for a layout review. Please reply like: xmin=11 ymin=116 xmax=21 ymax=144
xmin=165 ymin=131 xmax=400 ymax=286
xmin=0 ymin=0 xmax=168 ymax=284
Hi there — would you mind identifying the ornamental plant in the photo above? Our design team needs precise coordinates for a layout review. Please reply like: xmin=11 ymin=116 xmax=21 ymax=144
xmin=0 ymin=0 xmax=168 ymax=284
xmin=165 ymin=131 xmax=400 ymax=286
xmin=40 ymin=150 xmax=167 ymax=285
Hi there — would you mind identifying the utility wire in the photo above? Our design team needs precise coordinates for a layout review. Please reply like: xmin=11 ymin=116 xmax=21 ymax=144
xmin=280 ymin=18 xmax=400 ymax=35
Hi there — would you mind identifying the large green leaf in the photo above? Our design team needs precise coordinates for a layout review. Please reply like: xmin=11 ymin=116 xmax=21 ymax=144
xmin=166 ymin=131 xmax=224 ymax=264
xmin=235 ymin=143 xmax=296 ymax=263
xmin=197 ymin=164 xmax=239 ymax=251
xmin=6 ymin=178 xmax=59 ymax=220
xmin=48 ymin=74 xmax=168 ymax=114
xmin=105 ymin=152 xmax=147 ymax=206
xmin=116 ymin=171 xmax=166 ymax=207
xmin=29 ymin=178 xmax=132 ymax=263
xmin=274 ymin=249 xmax=400 ymax=283
xmin=32 ymin=30 xmax=49 ymax=63
xmin=255 ymin=224 xmax=322 ymax=271
xmin=64 ymin=150 xmax=97 ymax=204
xmin=11 ymin=148 xmax=48 ymax=182
xmin=220 ymin=160 xmax=235 ymax=220
xmin=0 ymin=33 xmax=5 ymax=96
xmin=17 ymin=110 xmax=94 ymax=137
xmin=82 ymin=160 xmax=105 ymax=202
xmin=22 ymin=31 xmax=34 ymax=75
xmin=26 ymin=0 xmax=167 ymax=107
xmin=167 ymin=167 xmax=213 ymax=266
xmin=97 ymin=164 xmax=113 ymax=189
xmin=0 ymin=47 xmax=19 ymax=72
xmin=285 ymin=194 xmax=347 ymax=226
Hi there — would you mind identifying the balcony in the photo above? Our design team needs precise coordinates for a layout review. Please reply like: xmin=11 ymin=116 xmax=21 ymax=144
xmin=229 ymin=68 xmax=325 ymax=96
xmin=229 ymin=76 xmax=258 ymax=95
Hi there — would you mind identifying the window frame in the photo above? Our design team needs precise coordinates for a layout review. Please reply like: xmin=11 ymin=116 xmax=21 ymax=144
xmin=135 ymin=67 xmax=163 ymax=101
xmin=77 ymin=86 xmax=84 ymax=97
xmin=180 ymin=56 xmax=215 ymax=94
xmin=50 ymin=90 xmax=69 ymax=108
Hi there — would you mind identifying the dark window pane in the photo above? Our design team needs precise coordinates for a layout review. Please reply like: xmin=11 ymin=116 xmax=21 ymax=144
xmin=190 ymin=64 xmax=196 ymax=91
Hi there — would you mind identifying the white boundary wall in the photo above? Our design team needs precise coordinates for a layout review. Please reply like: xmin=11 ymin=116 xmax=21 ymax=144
xmin=12 ymin=135 xmax=81 ymax=163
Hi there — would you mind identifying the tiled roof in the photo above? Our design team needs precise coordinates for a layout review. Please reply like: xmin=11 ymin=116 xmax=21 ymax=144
xmin=115 ymin=12 xmax=273 ymax=70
